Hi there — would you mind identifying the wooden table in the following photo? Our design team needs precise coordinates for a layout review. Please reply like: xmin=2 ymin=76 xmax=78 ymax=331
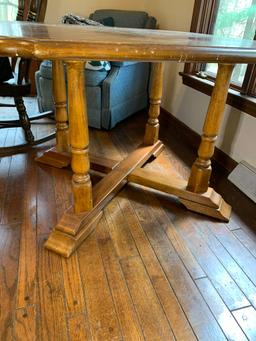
xmin=1 ymin=21 xmax=256 ymax=257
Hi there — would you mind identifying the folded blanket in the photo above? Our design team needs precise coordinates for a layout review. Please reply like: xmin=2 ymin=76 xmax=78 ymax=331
xmin=62 ymin=14 xmax=103 ymax=26
xmin=62 ymin=14 xmax=111 ymax=72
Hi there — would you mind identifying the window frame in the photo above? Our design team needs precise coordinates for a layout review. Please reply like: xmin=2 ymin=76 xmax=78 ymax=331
xmin=181 ymin=0 xmax=256 ymax=117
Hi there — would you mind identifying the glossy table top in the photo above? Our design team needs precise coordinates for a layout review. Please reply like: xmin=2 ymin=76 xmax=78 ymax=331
xmin=0 ymin=21 xmax=256 ymax=63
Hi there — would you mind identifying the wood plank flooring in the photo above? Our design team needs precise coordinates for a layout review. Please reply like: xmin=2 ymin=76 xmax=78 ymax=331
xmin=0 ymin=99 xmax=256 ymax=340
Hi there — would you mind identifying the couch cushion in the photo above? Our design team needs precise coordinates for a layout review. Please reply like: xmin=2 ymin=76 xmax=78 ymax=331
xmin=90 ymin=10 xmax=148 ymax=28
xmin=111 ymin=61 xmax=140 ymax=67
xmin=39 ymin=60 xmax=108 ymax=87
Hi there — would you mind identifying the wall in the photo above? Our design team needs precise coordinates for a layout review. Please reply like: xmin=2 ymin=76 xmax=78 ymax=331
xmin=147 ymin=0 xmax=256 ymax=168
xmin=45 ymin=0 xmax=147 ymax=24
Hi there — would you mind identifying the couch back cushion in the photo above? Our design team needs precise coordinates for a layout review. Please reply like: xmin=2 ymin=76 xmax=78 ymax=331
xmin=39 ymin=60 xmax=108 ymax=86
xmin=90 ymin=9 xmax=149 ymax=28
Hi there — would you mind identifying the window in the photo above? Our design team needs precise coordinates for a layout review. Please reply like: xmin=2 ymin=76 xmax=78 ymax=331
xmin=181 ymin=0 xmax=256 ymax=117
xmin=0 ymin=0 xmax=18 ymax=21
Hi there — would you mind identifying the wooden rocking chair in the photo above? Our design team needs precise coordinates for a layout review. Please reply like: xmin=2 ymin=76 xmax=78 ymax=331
xmin=0 ymin=0 xmax=55 ymax=155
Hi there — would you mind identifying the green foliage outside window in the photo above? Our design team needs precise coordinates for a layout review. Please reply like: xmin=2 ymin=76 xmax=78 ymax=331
xmin=206 ymin=0 xmax=256 ymax=85
xmin=214 ymin=0 xmax=256 ymax=39
xmin=0 ymin=0 xmax=18 ymax=21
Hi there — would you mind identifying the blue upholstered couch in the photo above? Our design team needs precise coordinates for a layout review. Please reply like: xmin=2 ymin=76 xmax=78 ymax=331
xmin=35 ymin=9 xmax=157 ymax=129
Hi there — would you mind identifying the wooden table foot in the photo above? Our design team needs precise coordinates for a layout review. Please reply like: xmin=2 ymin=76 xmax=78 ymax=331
xmin=36 ymin=147 xmax=120 ymax=173
xmin=44 ymin=141 xmax=163 ymax=257
xmin=35 ymin=147 xmax=70 ymax=168
xmin=44 ymin=212 xmax=103 ymax=257
xmin=180 ymin=197 xmax=231 ymax=222
xmin=128 ymin=167 xmax=231 ymax=222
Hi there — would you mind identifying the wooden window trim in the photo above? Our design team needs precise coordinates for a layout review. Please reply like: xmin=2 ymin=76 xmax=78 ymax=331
xmin=184 ymin=0 xmax=219 ymax=74
xmin=181 ymin=72 xmax=256 ymax=118
xmin=182 ymin=0 xmax=256 ymax=117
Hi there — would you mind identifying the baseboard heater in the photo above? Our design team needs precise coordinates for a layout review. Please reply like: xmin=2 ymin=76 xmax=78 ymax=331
xmin=228 ymin=161 xmax=256 ymax=203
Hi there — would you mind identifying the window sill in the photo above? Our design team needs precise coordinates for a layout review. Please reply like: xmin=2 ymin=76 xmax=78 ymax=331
xmin=180 ymin=73 xmax=256 ymax=119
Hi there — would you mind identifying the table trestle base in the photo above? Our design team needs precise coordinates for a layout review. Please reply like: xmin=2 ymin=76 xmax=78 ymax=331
xmin=44 ymin=141 xmax=164 ymax=257
xmin=45 ymin=212 xmax=103 ymax=258
xmin=128 ymin=167 xmax=231 ymax=222
xmin=44 ymin=140 xmax=230 ymax=258
xmin=43 ymin=61 xmax=233 ymax=257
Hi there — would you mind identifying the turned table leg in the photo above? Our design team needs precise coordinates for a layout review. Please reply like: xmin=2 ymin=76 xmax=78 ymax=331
xmin=129 ymin=63 xmax=234 ymax=222
xmin=52 ymin=60 xmax=69 ymax=153
xmin=66 ymin=61 xmax=93 ymax=213
xmin=35 ymin=60 xmax=70 ymax=167
xmin=144 ymin=62 xmax=164 ymax=145
xmin=187 ymin=63 xmax=234 ymax=193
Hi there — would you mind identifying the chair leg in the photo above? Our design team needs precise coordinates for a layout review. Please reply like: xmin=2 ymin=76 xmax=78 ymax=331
xmin=14 ymin=96 xmax=34 ymax=143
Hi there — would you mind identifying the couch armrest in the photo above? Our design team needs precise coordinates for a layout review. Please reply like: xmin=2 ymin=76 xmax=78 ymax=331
xmin=102 ymin=63 xmax=149 ymax=104
xmin=102 ymin=62 xmax=149 ymax=123
xmin=101 ymin=62 xmax=150 ymax=128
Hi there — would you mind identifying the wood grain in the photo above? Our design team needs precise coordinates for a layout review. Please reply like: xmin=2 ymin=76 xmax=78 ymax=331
xmin=196 ymin=277 xmax=247 ymax=340
xmin=97 ymin=217 xmax=145 ymax=341
xmin=52 ymin=166 xmax=87 ymax=316
xmin=1 ymin=21 xmax=256 ymax=63
xmin=37 ymin=235 xmax=69 ymax=341
xmin=118 ymin=193 xmax=197 ymax=340
xmin=233 ymin=306 xmax=256 ymax=340
xmin=233 ymin=228 xmax=256 ymax=258
xmin=78 ymin=233 xmax=123 ymax=341
xmin=14 ymin=306 xmax=37 ymax=341
xmin=207 ymin=222 xmax=256 ymax=287
xmin=127 ymin=186 xmax=227 ymax=340
xmin=104 ymin=197 xmax=138 ymax=259
xmin=36 ymin=163 xmax=57 ymax=235
xmin=165 ymin=215 xmax=250 ymax=311
xmin=0 ymin=224 xmax=20 ymax=340
xmin=16 ymin=152 xmax=37 ymax=309
xmin=68 ymin=313 xmax=91 ymax=341
xmin=194 ymin=219 xmax=256 ymax=309
xmin=0 ymin=103 xmax=255 ymax=339
xmin=0 ymin=153 xmax=26 ymax=225
xmin=120 ymin=256 xmax=175 ymax=340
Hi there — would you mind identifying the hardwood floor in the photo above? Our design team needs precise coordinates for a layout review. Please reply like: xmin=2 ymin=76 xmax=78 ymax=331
xmin=0 ymin=100 xmax=256 ymax=340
